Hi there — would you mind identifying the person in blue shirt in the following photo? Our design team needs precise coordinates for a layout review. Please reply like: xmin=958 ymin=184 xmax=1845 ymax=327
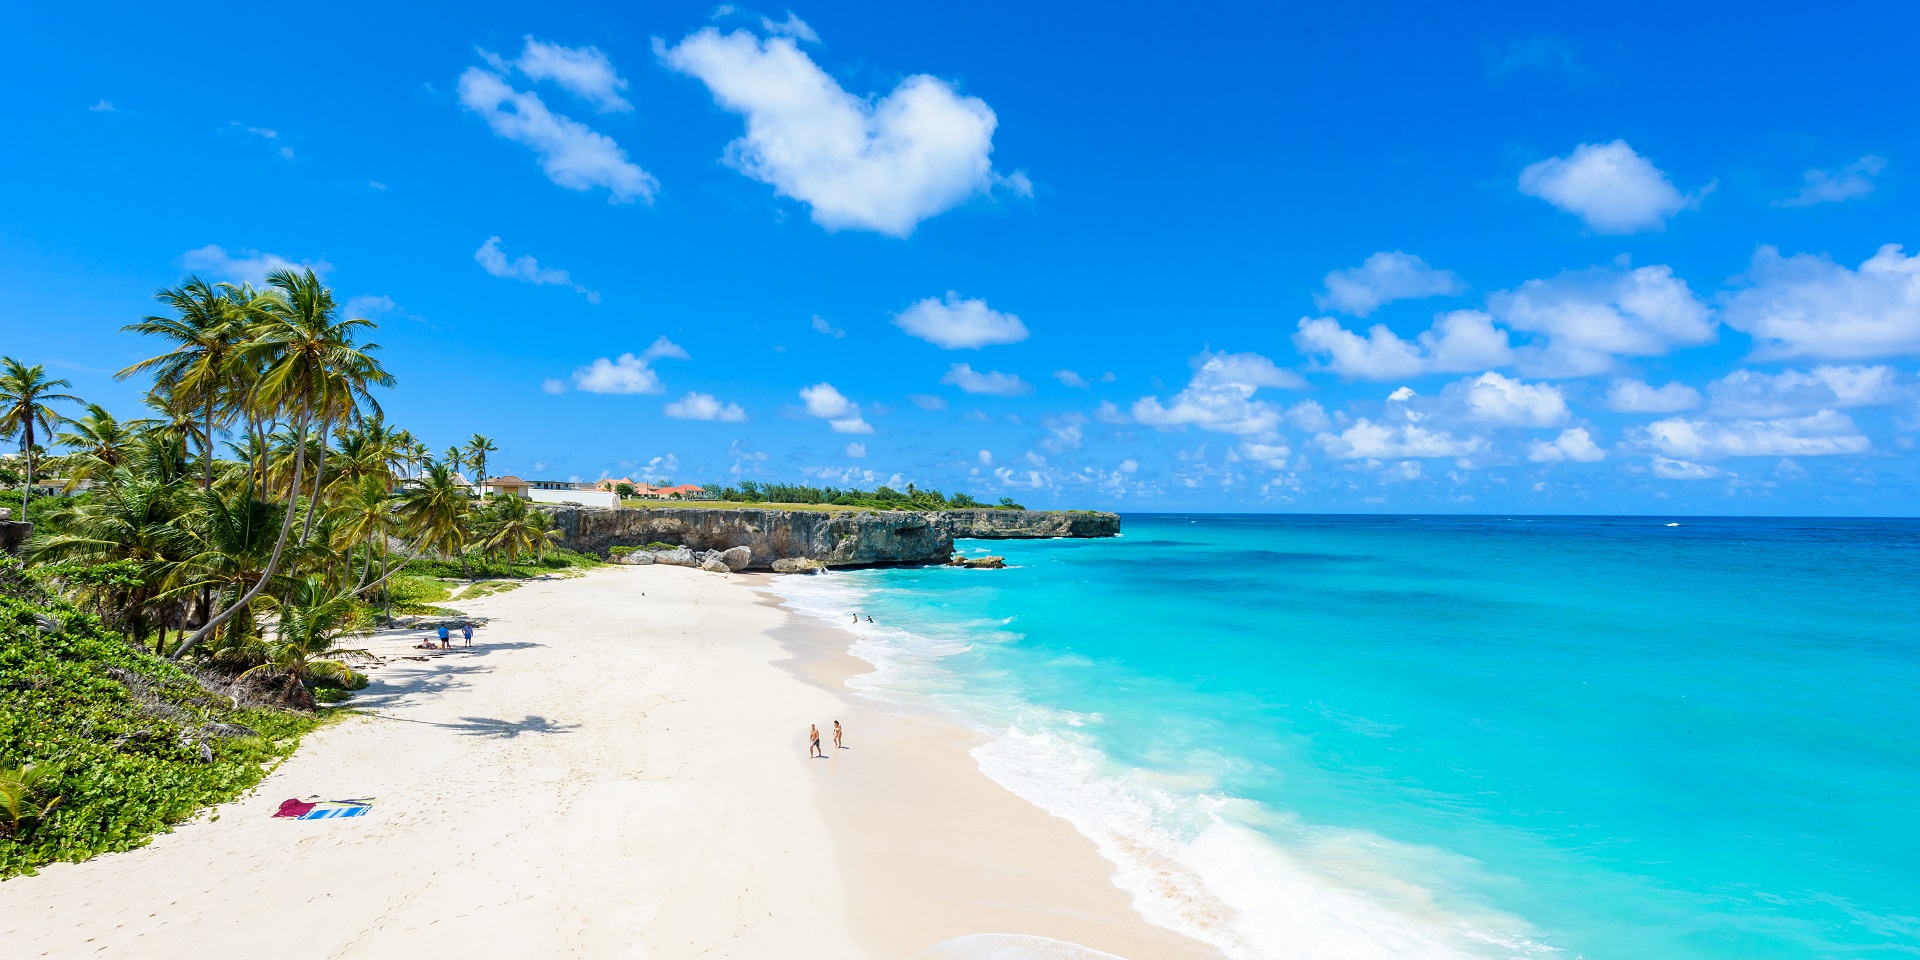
xmin=437 ymin=624 xmax=450 ymax=649
xmin=462 ymin=622 xmax=474 ymax=647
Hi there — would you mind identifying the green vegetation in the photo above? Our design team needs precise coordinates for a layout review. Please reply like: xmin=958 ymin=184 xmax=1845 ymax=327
xmin=0 ymin=268 xmax=600 ymax=872
xmin=0 ymin=556 xmax=324 ymax=877
xmin=695 ymin=481 xmax=1024 ymax=511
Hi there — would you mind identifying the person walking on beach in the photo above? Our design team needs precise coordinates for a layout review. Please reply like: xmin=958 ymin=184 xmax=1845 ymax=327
xmin=809 ymin=724 xmax=825 ymax=758
xmin=437 ymin=624 xmax=450 ymax=649
xmin=462 ymin=621 xmax=473 ymax=647
xmin=833 ymin=720 xmax=844 ymax=749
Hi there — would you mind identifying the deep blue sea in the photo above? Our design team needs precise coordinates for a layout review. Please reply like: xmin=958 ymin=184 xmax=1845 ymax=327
xmin=770 ymin=515 xmax=1920 ymax=960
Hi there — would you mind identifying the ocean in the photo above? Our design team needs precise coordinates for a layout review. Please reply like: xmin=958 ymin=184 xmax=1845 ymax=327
xmin=768 ymin=515 xmax=1920 ymax=960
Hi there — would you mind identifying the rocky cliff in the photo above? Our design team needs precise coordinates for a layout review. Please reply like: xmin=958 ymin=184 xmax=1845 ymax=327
xmin=0 ymin=520 xmax=30 ymax=556
xmin=537 ymin=506 xmax=1119 ymax=570
xmin=945 ymin=509 xmax=1122 ymax=539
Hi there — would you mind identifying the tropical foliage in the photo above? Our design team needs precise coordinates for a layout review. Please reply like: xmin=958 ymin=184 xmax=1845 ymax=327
xmin=698 ymin=480 xmax=1022 ymax=511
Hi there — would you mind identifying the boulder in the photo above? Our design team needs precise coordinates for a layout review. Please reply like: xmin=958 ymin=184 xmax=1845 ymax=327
xmin=655 ymin=547 xmax=699 ymax=568
xmin=619 ymin=551 xmax=654 ymax=565
xmin=771 ymin=557 xmax=825 ymax=574
xmin=717 ymin=546 xmax=753 ymax=571
xmin=948 ymin=554 xmax=1007 ymax=569
xmin=699 ymin=555 xmax=732 ymax=574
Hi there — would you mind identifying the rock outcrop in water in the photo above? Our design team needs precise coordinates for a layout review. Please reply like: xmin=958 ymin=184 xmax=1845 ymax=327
xmin=539 ymin=506 xmax=1119 ymax=571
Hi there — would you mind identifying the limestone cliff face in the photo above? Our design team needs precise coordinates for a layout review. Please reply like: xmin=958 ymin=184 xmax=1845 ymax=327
xmin=537 ymin=506 xmax=1120 ymax=569
xmin=945 ymin=509 xmax=1121 ymax=539
xmin=0 ymin=521 xmax=31 ymax=556
xmin=539 ymin=507 xmax=953 ymax=570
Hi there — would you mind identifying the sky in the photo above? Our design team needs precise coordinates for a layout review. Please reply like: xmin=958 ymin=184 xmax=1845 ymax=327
xmin=4 ymin=1 xmax=1918 ymax=515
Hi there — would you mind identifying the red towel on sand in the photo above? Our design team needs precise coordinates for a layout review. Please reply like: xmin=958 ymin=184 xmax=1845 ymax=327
xmin=273 ymin=799 xmax=316 ymax=819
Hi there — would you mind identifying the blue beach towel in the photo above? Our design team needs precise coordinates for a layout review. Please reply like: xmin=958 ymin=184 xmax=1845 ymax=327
xmin=297 ymin=800 xmax=373 ymax=821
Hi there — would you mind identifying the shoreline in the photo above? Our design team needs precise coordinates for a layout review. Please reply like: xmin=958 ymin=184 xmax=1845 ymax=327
xmin=0 ymin=565 xmax=1218 ymax=959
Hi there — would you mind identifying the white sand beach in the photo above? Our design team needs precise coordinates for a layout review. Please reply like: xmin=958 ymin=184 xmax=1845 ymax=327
xmin=0 ymin=565 xmax=1222 ymax=960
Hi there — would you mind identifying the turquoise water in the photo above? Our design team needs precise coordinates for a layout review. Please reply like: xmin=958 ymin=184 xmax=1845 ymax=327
xmin=771 ymin=515 xmax=1920 ymax=960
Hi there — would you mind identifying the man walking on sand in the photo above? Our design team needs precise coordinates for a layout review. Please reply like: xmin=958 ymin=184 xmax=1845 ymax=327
xmin=809 ymin=724 xmax=825 ymax=759
xmin=833 ymin=720 xmax=844 ymax=749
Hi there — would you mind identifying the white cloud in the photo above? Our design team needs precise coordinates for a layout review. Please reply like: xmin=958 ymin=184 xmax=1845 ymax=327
xmin=1606 ymin=379 xmax=1703 ymax=413
xmin=541 ymin=379 xmax=566 ymax=395
xmin=1094 ymin=400 xmax=1128 ymax=424
xmin=908 ymin=393 xmax=948 ymax=411
xmin=1780 ymin=155 xmax=1885 ymax=207
xmin=978 ymin=449 xmax=993 ymax=465
xmin=1518 ymin=140 xmax=1702 ymax=233
xmin=1491 ymin=264 xmax=1714 ymax=377
xmin=457 ymin=65 xmax=656 ymax=203
xmin=799 ymin=382 xmax=873 ymax=433
xmin=1651 ymin=457 xmax=1721 ymax=480
xmin=1528 ymin=427 xmax=1605 ymax=463
xmin=474 ymin=237 xmax=600 ymax=301
xmin=564 ymin=337 xmax=688 ymax=395
xmin=845 ymin=442 xmax=867 ymax=458
xmin=1316 ymin=251 xmax=1465 ymax=317
xmin=1723 ymin=244 xmax=1920 ymax=360
xmin=760 ymin=11 xmax=819 ymax=42
xmin=664 ymin=391 xmax=748 ymax=421
xmin=1315 ymin=420 xmax=1486 ymax=459
xmin=1053 ymin=369 xmax=1090 ymax=388
xmin=1706 ymin=365 xmax=1901 ymax=417
xmin=1442 ymin=372 xmax=1569 ymax=426
xmin=1132 ymin=351 xmax=1303 ymax=438
xmin=1238 ymin=442 xmax=1292 ymax=470
xmin=177 ymin=244 xmax=330 ymax=286
xmin=941 ymin=363 xmax=1032 ymax=397
xmin=894 ymin=292 xmax=1028 ymax=348
xmin=513 ymin=37 xmax=632 ymax=112
xmin=811 ymin=314 xmax=845 ymax=338
xmin=1041 ymin=413 xmax=1086 ymax=452
xmin=660 ymin=28 xmax=1007 ymax=236
xmin=1632 ymin=410 xmax=1871 ymax=459
xmin=1285 ymin=400 xmax=1332 ymax=432
xmin=1294 ymin=309 xmax=1513 ymax=380
xmin=89 ymin=99 xmax=115 ymax=112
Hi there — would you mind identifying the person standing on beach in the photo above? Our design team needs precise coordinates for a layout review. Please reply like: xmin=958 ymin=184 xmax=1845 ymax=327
xmin=809 ymin=724 xmax=825 ymax=758
xmin=437 ymin=624 xmax=450 ymax=649
xmin=833 ymin=720 xmax=844 ymax=749
xmin=462 ymin=621 xmax=473 ymax=647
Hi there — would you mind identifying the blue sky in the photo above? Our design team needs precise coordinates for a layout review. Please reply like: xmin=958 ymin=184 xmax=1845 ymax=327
xmin=5 ymin=2 xmax=1918 ymax=514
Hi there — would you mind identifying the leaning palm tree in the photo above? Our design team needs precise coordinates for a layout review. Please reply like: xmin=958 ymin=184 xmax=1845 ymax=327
xmin=473 ymin=493 xmax=561 ymax=566
xmin=0 ymin=358 xmax=81 ymax=516
xmin=332 ymin=476 xmax=397 ymax=591
xmin=169 ymin=268 xmax=391 ymax=661
xmin=32 ymin=465 xmax=189 ymax=648
xmin=463 ymin=434 xmax=498 ymax=498
xmin=400 ymin=461 xmax=472 ymax=578
xmin=118 ymin=278 xmax=256 ymax=489
xmin=243 ymin=575 xmax=371 ymax=711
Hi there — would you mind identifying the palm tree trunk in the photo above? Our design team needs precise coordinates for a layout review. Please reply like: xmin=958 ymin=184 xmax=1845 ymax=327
xmin=201 ymin=396 xmax=216 ymax=490
xmin=299 ymin=407 xmax=333 ymax=546
xmin=20 ymin=420 xmax=33 ymax=519
xmin=171 ymin=409 xmax=311 ymax=661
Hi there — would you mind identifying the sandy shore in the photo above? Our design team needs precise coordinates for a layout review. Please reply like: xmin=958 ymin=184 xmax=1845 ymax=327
xmin=0 ymin=565 xmax=1221 ymax=959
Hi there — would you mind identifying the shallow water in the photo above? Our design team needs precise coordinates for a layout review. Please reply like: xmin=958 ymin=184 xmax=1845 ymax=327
xmin=770 ymin=515 xmax=1920 ymax=960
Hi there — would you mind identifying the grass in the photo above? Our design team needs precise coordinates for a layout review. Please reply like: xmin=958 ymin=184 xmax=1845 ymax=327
xmin=619 ymin=499 xmax=867 ymax=512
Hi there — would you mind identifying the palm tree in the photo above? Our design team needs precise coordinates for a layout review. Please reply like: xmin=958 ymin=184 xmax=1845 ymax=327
xmin=170 ymin=268 xmax=391 ymax=661
xmin=401 ymin=462 xmax=472 ymax=578
xmin=32 ymin=464 xmax=188 ymax=648
xmin=332 ymin=476 xmax=397 ymax=589
xmin=474 ymin=494 xmax=561 ymax=566
xmin=118 ymin=278 xmax=255 ymax=489
xmin=463 ymin=434 xmax=498 ymax=498
xmin=55 ymin=402 xmax=141 ymax=490
xmin=244 ymin=576 xmax=370 ymax=711
xmin=0 ymin=358 xmax=81 ymax=517
xmin=164 ymin=488 xmax=290 ymax=663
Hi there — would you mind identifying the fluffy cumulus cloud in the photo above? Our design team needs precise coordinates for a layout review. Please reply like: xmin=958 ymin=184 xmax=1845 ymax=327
xmin=510 ymin=37 xmax=633 ymax=112
xmin=1315 ymin=420 xmax=1486 ymax=460
xmin=1528 ymin=427 xmax=1606 ymax=463
xmin=660 ymin=28 xmax=1015 ymax=236
xmin=1491 ymin=264 xmax=1715 ymax=376
xmin=1132 ymin=351 xmax=1305 ymax=438
xmin=1316 ymin=251 xmax=1465 ymax=317
xmin=663 ymin=391 xmax=747 ymax=422
xmin=1441 ymin=372 xmax=1569 ymax=426
xmin=1632 ymin=410 xmax=1871 ymax=459
xmin=177 ymin=244 xmax=330 ymax=286
xmin=1518 ymin=140 xmax=1703 ymax=233
xmin=1706 ymin=365 xmax=1902 ymax=417
xmin=561 ymin=337 xmax=688 ymax=394
xmin=1780 ymin=155 xmax=1885 ymax=207
xmin=1606 ymin=379 xmax=1703 ymax=413
xmin=799 ymin=382 xmax=873 ymax=433
xmin=474 ymin=237 xmax=600 ymax=301
xmin=941 ymin=363 xmax=1032 ymax=396
xmin=1723 ymin=244 xmax=1920 ymax=360
xmin=1294 ymin=309 xmax=1513 ymax=380
xmin=894 ymin=292 xmax=1028 ymax=348
xmin=459 ymin=41 xmax=657 ymax=203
